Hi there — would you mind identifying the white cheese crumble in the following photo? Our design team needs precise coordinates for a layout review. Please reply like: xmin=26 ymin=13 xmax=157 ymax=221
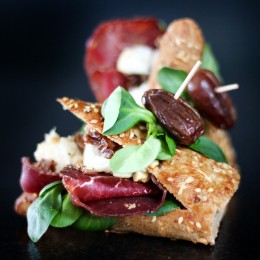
xmin=83 ymin=143 xmax=111 ymax=173
xmin=83 ymin=143 xmax=133 ymax=178
xmin=129 ymin=81 xmax=148 ymax=106
xmin=34 ymin=129 xmax=83 ymax=172
xmin=116 ymin=45 xmax=157 ymax=75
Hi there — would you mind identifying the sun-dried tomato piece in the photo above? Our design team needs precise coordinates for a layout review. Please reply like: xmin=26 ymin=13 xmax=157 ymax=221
xmin=20 ymin=157 xmax=61 ymax=194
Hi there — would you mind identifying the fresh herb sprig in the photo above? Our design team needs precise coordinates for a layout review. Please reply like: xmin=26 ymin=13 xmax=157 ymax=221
xmin=102 ymin=87 xmax=157 ymax=135
xmin=189 ymin=136 xmax=227 ymax=163
xmin=27 ymin=182 xmax=115 ymax=242
xmin=102 ymin=87 xmax=176 ymax=174
xmin=201 ymin=43 xmax=222 ymax=80
xmin=102 ymin=86 xmax=228 ymax=175
xmin=158 ymin=42 xmax=222 ymax=96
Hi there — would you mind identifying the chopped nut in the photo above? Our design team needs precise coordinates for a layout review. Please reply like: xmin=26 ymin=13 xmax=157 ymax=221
xmin=178 ymin=216 xmax=183 ymax=224
xmin=133 ymin=170 xmax=150 ymax=183
xmin=196 ymin=222 xmax=202 ymax=229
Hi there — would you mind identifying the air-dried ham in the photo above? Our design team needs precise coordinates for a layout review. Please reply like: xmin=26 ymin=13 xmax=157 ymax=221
xmin=85 ymin=18 xmax=164 ymax=102
xmin=61 ymin=166 xmax=166 ymax=216
xmin=20 ymin=157 xmax=61 ymax=194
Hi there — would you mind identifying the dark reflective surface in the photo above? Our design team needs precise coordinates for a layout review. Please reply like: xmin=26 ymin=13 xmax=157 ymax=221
xmin=1 ymin=189 xmax=259 ymax=259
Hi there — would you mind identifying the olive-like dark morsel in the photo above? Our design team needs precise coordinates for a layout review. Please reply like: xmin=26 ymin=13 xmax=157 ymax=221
xmin=187 ymin=69 xmax=236 ymax=129
xmin=142 ymin=89 xmax=204 ymax=145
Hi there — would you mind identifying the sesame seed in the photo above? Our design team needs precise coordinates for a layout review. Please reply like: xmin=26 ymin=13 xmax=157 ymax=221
xmin=91 ymin=104 xmax=96 ymax=108
xmin=90 ymin=119 xmax=98 ymax=124
xmin=178 ymin=217 xmax=183 ymax=224
xmin=137 ymin=139 xmax=142 ymax=144
xmin=129 ymin=132 xmax=135 ymax=139
xmin=167 ymin=177 xmax=174 ymax=182
xmin=152 ymin=216 xmax=157 ymax=222
xmin=189 ymin=221 xmax=194 ymax=225
xmin=68 ymin=103 xmax=74 ymax=109
xmin=93 ymin=108 xmax=99 ymax=113
xmin=196 ymin=222 xmax=202 ymax=229
xmin=178 ymin=184 xmax=187 ymax=195
xmin=185 ymin=176 xmax=194 ymax=183
xmin=195 ymin=188 xmax=201 ymax=193
xmin=74 ymin=103 xmax=78 ymax=108
xmin=84 ymin=106 xmax=91 ymax=113
xmin=201 ymin=196 xmax=207 ymax=202
xmin=207 ymin=188 xmax=214 ymax=193
xmin=119 ymin=133 xmax=125 ymax=137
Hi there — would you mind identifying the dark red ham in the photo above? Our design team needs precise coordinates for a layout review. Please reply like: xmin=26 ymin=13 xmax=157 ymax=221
xmin=61 ymin=166 xmax=166 ymax=216
xmin=20 ymin=157 xmax=61 ymax=194
xmin=85 ymin=18 xmax=165 ymax=102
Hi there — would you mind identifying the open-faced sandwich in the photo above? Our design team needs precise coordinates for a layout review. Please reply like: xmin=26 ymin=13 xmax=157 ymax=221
xmin=14 ymin=17 xmax=240 ymax=245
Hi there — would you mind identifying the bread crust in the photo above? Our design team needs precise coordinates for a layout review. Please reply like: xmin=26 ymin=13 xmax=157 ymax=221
xmin=112 ymin=147 xmax=239 ymax=245
xmin=148 ymin=18 xmax=205 ymax=89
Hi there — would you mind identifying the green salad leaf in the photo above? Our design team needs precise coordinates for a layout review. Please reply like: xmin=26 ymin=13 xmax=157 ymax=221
xmin=157 ymin=67 xmax=189 ymax=99
xmin=102 ymin=87 xmax=156 ymax=135
xmin=102 ymin=87 xmax=122 ymax=133
xmin=73 ymin=211 xmax=116 ymax=231
xmin=146 ymin=200 xmax=180 ymax=216
xmin=201 ymin=43 xmax=222 ymax=80
xmin=110 ymin=135 xmax=161 ymax=174
xmin=50 ymin=193 xmax=83 ymax=228
xmin=27 ymin=182 xmax=63 ymax=242
xmin=189 ymin=136 xmax=227 ymax=163
xmin=156 ymin=134 xmax=176 ymax=161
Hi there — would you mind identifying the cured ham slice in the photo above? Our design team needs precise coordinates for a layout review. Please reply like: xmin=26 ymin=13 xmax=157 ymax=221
xmin=61 ymin=166 xmax=166 ymax=216
xmin=85 ymin=18 xmax=164 ymax=102
xmin=20 ymin=157 xmax=61 ymax=194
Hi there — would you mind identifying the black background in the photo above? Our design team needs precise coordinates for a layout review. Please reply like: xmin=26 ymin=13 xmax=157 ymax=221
xmin=1 ymin=0 xmax=259 ymax=259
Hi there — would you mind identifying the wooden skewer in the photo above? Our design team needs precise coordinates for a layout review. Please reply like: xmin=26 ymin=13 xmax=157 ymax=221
xmin=174 ymin=60 xmax=202 ymax=100
xmin=215 ymin=84 xmax=239 ymax=93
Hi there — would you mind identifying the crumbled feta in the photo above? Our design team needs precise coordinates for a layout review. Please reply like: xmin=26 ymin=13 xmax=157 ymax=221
xmin=83 ymin=143 xmax=133 ymax=178
xmin=34 ymin=129 xmax=83 ymax=172
xmin=83 ymin=143 xmax=111 ymax=173
xmin=116 ymin=45 xmax=156 ymax=75
xmin=129 ymin=81 xmax=148 ymax=106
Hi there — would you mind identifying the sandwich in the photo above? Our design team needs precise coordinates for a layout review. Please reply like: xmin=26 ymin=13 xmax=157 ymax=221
xmin=14 ymin=17 xmax=240 ymax=245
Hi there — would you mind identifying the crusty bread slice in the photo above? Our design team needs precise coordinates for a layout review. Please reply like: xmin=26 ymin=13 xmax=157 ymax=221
xmin=56 ymin=98 xmax=240 ymax=245
xmin=148 ymin=18 xmax=205 ymax=90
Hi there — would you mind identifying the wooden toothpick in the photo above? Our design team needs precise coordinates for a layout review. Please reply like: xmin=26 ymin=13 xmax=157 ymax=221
xmin=215 ymin=84 xmax=239 ymax=93
xmin=174 ymin=60 xmax=202 ymax=100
